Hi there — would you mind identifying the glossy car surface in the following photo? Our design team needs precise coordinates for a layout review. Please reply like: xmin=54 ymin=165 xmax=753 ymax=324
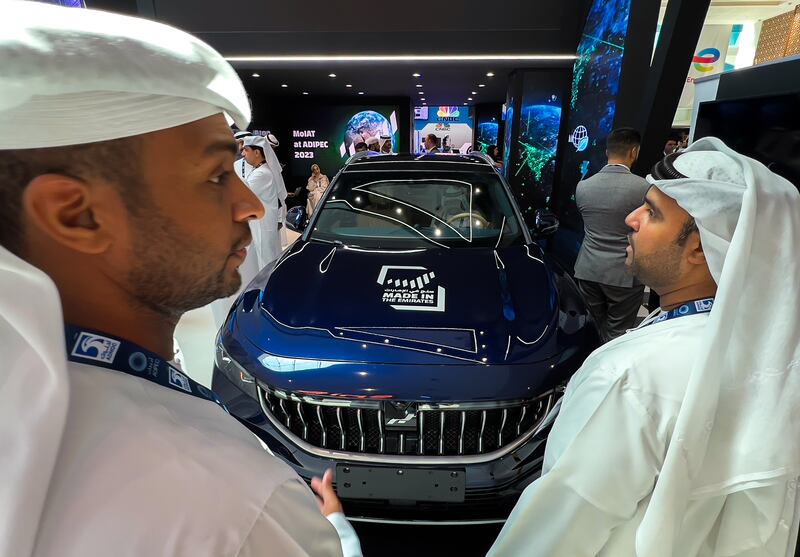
xmin=213 ymin=153 xmax=598 ymax=523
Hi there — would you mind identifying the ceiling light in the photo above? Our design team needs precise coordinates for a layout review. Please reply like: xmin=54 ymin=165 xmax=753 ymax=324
xmin=302 ymin=91 xmax=309 ymax=95
xmin=328 ymin=73 xmax=336 ymax=77
xmin=423 ymin=102 xmax=427 ymax=105
xmin=421 ymin=98 xmax=425 ymax=101
xmin=478 ymin=84 xmax=486 ymax=87
xmin=412 ymin=72 xmax=421 ymax=77
xmin=416 ymin=84 xmax=422 ymax=88
xmin=418 ymin=91 xmax=424 ymax=95
xmin=472 ymin=91 xmax=477 ymax=94
xmin=346 ymin=84 xmax=353 ymax=88
xmin=358 ymin=91 xmax=364 ymax=95
xmin=281 ymin=83 xmax=288 ymax=88
xmin=468 ymin=97 xmax=473 ymax=100
xmin=226 ymin=54 xmax=576 ymax=62
xmin=251 ymin=73 xmax=260 ymax=77
xmin=486 ymin=71 xmax=495 ymax=77
xmin=463 ymin=102 xmax=468 ymax=105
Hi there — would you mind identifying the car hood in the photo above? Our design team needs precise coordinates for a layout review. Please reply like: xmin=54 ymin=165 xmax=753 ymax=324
xmin=235 ymin=241 xmax=560 ymax=367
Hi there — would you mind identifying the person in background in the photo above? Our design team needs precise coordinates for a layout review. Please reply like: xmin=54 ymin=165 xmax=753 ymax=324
xmin=489 ymin=137 xmax=800 ymax=557
xmin=366 ymin=135 xmax=380 ymax=153
xmin=380 ymin=135 xmax=393 ymax=154
xmin=424 ymin=133 xmax=440 ymax=153
xmin=354 ymin=141 xmax=369 ymax=153
xmin=306 ymin=163 xmax=330 ymax=215
xmin=663 ymin=131 xmax=682 ymax=156
xmin=573 ymin=128 xmax=650 ymax=342
xmin=487 ymin=145 xmax=503 ymax=169
xmin=0 ymin=4 xmax=361 ymax=557
xmin=242 ymin=136 xmax=282 ymax=268
xmin=233 ymin=129 xmax=251 ymax=160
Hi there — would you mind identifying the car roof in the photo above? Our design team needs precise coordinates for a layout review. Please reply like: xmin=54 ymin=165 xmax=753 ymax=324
xmin=341 ymin=152 xmax=498 ymax=174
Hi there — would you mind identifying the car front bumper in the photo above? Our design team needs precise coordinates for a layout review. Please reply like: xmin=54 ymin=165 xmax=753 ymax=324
xmin=212 ymin=366 xmax=548 ymax=523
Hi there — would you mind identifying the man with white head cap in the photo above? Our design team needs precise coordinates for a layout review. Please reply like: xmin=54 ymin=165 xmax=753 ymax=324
xmin=241 ymin=134 xmax=283 ymax=268
xmin=0 ymin=3 xmax=360 ymax=556
xmin=488 ymin=136 xmax=800 ymax=556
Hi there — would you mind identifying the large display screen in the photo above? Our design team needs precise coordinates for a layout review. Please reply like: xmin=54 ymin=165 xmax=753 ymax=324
xmin=413 ymin=106 xmax=474 ymax=154
xmin=475 ymin=114 xmax=500 ymax=154
xmin=288 ymin=105 xmax=400 ymax=177
xmin=695 ymin=93 xmax=800 ymax=189
xmin=557 ymin=0 xmax=632 ymax=228
xmin=509 ymin=72 xmax=565 ymax=219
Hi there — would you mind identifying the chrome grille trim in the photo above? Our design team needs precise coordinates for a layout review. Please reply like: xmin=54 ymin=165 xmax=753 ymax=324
xmin=498 ymin=408 xmax=508 ymax=447
xmin=439 ymin=411 xmax=446 ymax=455
xmin=478 ymin=410 xmax=487 ymax=453
xmin=418 ymin=412 xmax=425 ymax=455
xmin=517 ymin=405 xmax=527 ymax=436
xmin=336 ymin=407 xmax=345 ymax=450
xmin=377 ymin=409 xmax=385 ymax=454
xmin=296 ymin=401 xmax=308 ymax=440
xmin=316 ymin=405 xmax=327 ymax=447
xmin=257 ymin=383 xmax=558 ymax=465
xmin=459 ymin=411 xmax=466 ymax=455
xmin=357 ymin=408 xmax=365 ymax=452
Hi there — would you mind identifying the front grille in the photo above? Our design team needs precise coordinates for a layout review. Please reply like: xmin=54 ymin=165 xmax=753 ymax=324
xmin=259 ymin=385 xmax=558 ymax=457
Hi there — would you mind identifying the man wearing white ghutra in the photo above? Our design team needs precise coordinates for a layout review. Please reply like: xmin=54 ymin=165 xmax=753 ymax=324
xmin=0 ymin=3 xmax=361 ymax=557
xmin=489 ymin=137 xmax=800 ymax=556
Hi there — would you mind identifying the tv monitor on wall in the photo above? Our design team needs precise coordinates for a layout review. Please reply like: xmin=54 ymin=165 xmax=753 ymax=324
xmin=694 ymin=93 xmax=800 ymax=190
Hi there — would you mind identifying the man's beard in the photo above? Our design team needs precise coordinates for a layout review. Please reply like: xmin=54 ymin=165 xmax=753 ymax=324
xmin=627 ymin=236 xmax=684 ymax=294
xmin=126 ymin=210 xmax=244 ymax=318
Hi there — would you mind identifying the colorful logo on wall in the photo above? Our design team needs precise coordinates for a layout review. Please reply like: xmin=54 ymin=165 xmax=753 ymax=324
xmin=692 ymin=48 xmax=721 ymax=72
xmin=437 ymin=106 xmax=460 ymax=118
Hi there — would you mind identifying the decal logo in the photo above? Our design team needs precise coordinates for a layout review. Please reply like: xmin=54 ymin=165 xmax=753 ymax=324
xmin=168 ymin=368 xmax=193 ymax=393
xmin=377 ymin=265 xmax=446 ymax=313
xmin=384 ymin=401 xmax=418 ymax=431
xmin=71 ymin=332 xmax=120 ymax=364
xmin=695 ymin=299 xmax=714 ymax=312
xmin=693 ymin=47 xmax=721 ymax=72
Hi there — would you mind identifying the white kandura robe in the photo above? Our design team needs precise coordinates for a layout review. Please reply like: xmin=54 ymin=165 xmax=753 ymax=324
xmin=32 ymin=361 xmax=362 ymax=557
xmin=489 ymin=311 xmax=797 ymax=556
xmin=247 ymin=164 xmax=283 ymax=269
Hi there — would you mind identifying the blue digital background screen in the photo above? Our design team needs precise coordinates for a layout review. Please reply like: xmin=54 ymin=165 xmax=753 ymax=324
xmin=557 ymin=0 xmax=632 ymax=229
xmin=509 ymin=71 xmax=565 ymax=221
xmin=475 ymin=118 xmax=499 ymax=154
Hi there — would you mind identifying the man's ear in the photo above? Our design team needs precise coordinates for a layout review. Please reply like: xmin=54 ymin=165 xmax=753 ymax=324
xmin=22 ymin=174 xmax=116 ymax=255
xmin=685 ymin=231 xmax=707 ymax=266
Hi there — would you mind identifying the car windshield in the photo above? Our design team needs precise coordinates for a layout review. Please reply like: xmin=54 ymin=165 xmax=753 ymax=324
xmin=309 ymin=170 xmax=524 ymax=249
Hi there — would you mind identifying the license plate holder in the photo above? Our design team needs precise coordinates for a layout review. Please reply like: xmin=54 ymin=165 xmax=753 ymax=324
xmin=335 ymin=465 xmax=466 ymax=503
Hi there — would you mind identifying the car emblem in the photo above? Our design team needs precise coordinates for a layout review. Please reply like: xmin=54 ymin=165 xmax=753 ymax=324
xmin=384 ymin=401 xmax=418 ymax=431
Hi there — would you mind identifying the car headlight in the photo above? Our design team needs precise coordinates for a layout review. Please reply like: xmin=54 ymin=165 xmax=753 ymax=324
xmin=215 ymin=340 xmax=257 ymax=400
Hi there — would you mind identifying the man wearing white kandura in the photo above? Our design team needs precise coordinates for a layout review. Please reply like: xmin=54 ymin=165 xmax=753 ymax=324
xmin=0 ymin=3 xmax=361 ymax=557
xmin=489 ymin=137 xmax=800 ymax=556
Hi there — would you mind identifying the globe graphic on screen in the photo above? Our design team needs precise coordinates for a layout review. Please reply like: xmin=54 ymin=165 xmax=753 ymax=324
xmin=344 ymin=110 xmax=391 ymax=151
xmin=569 ymin=125 xmax=589 ymax=152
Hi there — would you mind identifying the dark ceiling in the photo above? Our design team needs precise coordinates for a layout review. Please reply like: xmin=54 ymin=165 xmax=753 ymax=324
xmin=90 ymin=0 xmax=590 ymax=105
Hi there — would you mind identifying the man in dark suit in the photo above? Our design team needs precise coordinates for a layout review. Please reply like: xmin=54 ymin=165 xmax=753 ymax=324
xmin=574 ymin=128 xmax=650 ymax=342
xmin=424 ymin=133 xmax=440 ymax=153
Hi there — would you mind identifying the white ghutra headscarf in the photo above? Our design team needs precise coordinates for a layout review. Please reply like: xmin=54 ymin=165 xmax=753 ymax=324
xmin=638 ymin=137 xmax=800 ymax=555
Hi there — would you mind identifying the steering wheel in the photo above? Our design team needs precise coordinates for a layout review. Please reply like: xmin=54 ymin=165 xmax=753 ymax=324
xmin=446 ymin=212 xmax=490 ymax=228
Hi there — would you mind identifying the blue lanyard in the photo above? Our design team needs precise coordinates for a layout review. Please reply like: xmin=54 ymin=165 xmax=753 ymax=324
xmin=647 ymin=298 xmax=714 ymax=327
xmin=65 ymin=325 xmax=225 ymax=409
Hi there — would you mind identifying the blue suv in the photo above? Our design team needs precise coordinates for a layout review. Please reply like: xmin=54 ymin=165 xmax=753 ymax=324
xmin=212 ymin=152 xmax=598 ymax=524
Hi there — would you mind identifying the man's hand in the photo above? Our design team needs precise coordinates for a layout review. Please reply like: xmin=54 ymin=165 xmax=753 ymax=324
xmin=310 ymin=468 xmax=344 ymax=516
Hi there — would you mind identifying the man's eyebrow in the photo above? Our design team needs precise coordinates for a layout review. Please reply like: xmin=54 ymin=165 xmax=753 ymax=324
xmin=203 ymin=140 xmax=238 ymax=156
xmin=644 ymin=193 xmax=662 ymax=216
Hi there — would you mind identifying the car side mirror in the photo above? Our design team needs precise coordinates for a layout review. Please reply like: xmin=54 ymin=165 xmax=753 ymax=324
xmin=532 ymin=210 xmax=559 ymax=237
xmin=286 ymin=206 xmax=307 ymax=233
